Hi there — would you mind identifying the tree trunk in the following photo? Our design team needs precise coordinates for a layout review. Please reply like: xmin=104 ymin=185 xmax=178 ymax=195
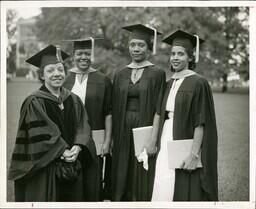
xmin=222 ymin=73 xmax=228 ymax=93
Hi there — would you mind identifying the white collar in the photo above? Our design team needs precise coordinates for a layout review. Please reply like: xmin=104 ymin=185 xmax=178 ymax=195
xmin=171 ymin=69 xmax=196 ymax=79
xmin=69 ymin=67 xmax=97 ymax=74
xmin=127 ymin=60 xmax=154 ymax=69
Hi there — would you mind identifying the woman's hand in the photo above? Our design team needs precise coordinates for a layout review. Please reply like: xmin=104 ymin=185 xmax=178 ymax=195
xmin=145 ymin=140 xmax=157 ymax=156
xmin=109 ymin=140 xmax=114 ymax=156
xmin=181 ymin=153 xmax=199 ymax=171
xmin=61 ymin=149 xmax=72 ymax=160
xmin=101 ymin=141 xmax=110 ymax=157
xmin=62 ymin=145 xmax=82 ymax=162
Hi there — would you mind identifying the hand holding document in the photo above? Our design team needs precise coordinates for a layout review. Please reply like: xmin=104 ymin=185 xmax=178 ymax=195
xmin=132 ymin=126 xmax=153 ymax=157
xmin=167 ymin=139 xmax=202 ymax=169
xmin=137 ymin=148 xmax=148 ymax=170
xmin=133 ymin=126 xmax=153 ymax=171
xmin=92 ymin=130 xmax=105 ymax=156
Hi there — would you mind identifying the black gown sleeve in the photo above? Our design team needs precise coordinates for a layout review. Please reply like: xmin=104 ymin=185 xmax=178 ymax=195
xmin=191 ymin=77 xmax=218 ymax=200
xmin=191 ymin=78 xmax=207 ymax=127
xmin=156 ymin=70 xmax=166 ymax=115
xmin=103 ymin=77 xmax=112 ymax=116
xmin=191 ymin=77 xmax=217 ymax=128
xmin=8 ymin=97 xmax=69 ymax=180
xmin=71 ymin=94 xmax=97 ymax=159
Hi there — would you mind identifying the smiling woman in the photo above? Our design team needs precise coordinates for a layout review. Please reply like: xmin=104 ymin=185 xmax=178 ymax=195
xmin=7 ymin=44 xmax=96 ymax=202
xmin=73 ymin=49 xmax=92 ymax=71
xmin=152 ymin=30 xmax=218 ymax=201
xmin=40 ymin=63 xmax=66 ymax=93
xmin=169 ymin=46 xmax=191 ymax=72
xmin=63 ymin=37 xmax=113 ymax=201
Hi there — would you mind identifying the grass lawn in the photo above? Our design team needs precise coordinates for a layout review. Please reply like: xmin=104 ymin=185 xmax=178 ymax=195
xmin=214 ymin=92 xmax=249 ymax=201
xmin=6 ymin=78 xmax=249 ymax=201
xmin=6 ymin=79 xmax=41 ymax=202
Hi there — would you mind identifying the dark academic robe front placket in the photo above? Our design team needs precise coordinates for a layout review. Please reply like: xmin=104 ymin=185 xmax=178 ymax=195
xmin=64 ymin=72 xmax=104 ymax=201
xmin=111 ymin=69 xmax=137 ymax=200
xmin=114 ymin=68 xmax=159 ymax=142
xmin=112 ymin=67 xmax=164 ymax=200
xmin=64 ymin=72 xmax=107 ymax=130
xmin=157 ymin=80 xmax=173 ymax=150
xmin=115 ymin=70 xmax=130 ymax=140
xmin=85 ymin=73 xmax=106 ymax=130
xmin=158 ymin=78 xmax=195 ymax=144
xmin=84 ymin=73 xmax=107 ymax=201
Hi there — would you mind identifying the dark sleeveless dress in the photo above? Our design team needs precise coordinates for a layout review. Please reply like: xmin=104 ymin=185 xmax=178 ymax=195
xmin=111 ymin=66 xmax=166 ymax=201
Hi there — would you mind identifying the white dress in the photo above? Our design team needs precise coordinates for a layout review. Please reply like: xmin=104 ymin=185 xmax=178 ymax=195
xmin=71 ymin=74 xmax=88 ymax=104
xmin=151 ymin=78 xmax=185 ymax=201
xmin=70 ymin=67 xmax=97 ymax=104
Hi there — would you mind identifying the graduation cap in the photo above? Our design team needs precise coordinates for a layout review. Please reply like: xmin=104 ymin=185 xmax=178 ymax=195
xmin=26 ymin=44 xmax=70 ymax=68
xmin=122 ymin=24 xmax=162 ymax=55
xmin=64 ymin=37 xmax=103 ymax=63
xmin=162 ymin=29 xmax=205 ymax=63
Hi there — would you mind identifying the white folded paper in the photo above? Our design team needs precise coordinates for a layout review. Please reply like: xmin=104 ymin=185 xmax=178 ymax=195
xmin=92 ymin=129 xmax=105 ymax=156
xmin=132 ymin=126 xmax=153 ymax=157
xmin=167 ymin=139 xmax=203 ymax=169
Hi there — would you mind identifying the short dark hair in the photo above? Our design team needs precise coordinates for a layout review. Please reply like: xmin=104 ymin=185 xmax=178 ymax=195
xmin=187 ymin=48 xmax=196 ymax=70
xmin=37 ymin=67 xmax=44 ymax=83
xmin=146 ymin=39 xmax=153 ymax=51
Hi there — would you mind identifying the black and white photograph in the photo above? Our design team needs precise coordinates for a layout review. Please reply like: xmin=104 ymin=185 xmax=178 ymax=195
xmin=0 ymin=1 xmax=255 ymax=209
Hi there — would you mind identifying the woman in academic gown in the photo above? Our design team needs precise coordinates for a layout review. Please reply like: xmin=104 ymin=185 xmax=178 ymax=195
xmin=63 ymin=38 xmax=112 ymax=201
xmin=151 ymin=30 xmax=218 ymax=201
xmin=8 ymin=45 xmax=96 ymax=202
xmin=111 ymin=24 xmax=166 ymax=201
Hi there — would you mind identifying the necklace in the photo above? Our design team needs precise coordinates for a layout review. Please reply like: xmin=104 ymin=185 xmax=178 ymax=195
xmin=131 ymin=68 xmax=144 ymax=84
xmin=133 ymin=69 xmax=139 ymax=80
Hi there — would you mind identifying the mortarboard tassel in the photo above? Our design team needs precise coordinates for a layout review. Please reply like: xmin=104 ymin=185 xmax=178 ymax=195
xmin=194 ymin=35 xmax=200 ymax=63
xmin=56 ymin=45 xmax=63 ymax=63
xmin=153 ymin=28 xmax=157 ymax=55
xmin=89 ymin=37 xmax=95 ymax=63
xmin=146 ymin=24 xmax=157 ymax=55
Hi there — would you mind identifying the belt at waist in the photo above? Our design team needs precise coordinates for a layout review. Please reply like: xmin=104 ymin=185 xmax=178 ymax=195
xmin=126 ymin=98 xmax=140 ymax=112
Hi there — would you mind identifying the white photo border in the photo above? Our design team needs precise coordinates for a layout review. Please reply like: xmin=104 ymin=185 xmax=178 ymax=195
xmin=1 ymin=1 xmax=255 ymax=209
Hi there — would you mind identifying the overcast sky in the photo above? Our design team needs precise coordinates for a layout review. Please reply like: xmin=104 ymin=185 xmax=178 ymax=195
xmin=13 ymin=7 xmax=41 ymax=19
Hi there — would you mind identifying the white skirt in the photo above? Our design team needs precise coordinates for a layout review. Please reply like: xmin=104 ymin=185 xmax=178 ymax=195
xmin=151 ymin=118 xmax=175 ymax=201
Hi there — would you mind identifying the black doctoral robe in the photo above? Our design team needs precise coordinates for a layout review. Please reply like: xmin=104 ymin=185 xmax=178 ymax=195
xmin=63 ymin=70 xmax=112 ymax=201
xmin=8 ymin=85 xmax=96 ymax=202
xmin=157 ymin=74 xmax=218 ymax=201
xmin=111 ymin=65 xmax=166 ymax=201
